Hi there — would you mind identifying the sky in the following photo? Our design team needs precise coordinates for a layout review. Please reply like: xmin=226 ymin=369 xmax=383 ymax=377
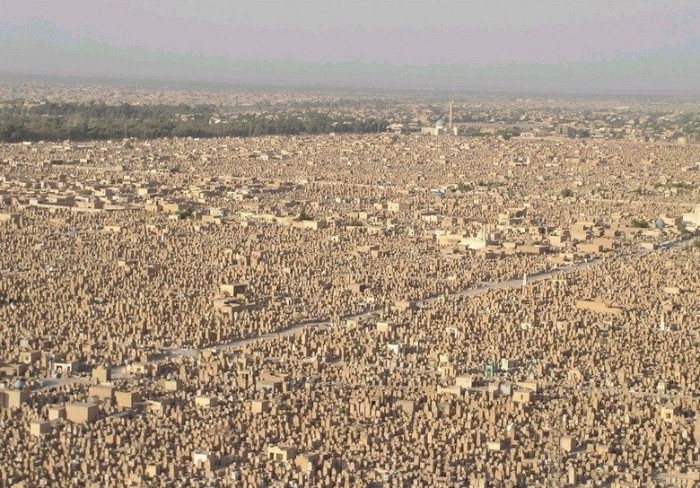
xmin=0 ymin=0 xmax=698 ymax=94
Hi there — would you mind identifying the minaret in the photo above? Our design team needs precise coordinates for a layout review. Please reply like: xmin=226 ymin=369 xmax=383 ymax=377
xmin=523 ymin=273 xmax=528 ymax=287
xmin=449 ymin=101 xmax=454 ymax=129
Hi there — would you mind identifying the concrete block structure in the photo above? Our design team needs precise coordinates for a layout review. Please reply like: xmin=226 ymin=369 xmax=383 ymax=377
xmin=65 ymin=402 xmax=99 ymax=424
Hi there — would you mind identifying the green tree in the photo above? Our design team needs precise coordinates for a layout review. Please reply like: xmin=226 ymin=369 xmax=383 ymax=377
xmin=630 ymin=218 xmax=650 ymax=229
xmin=296 ymin=208 xmax=313 ymax=221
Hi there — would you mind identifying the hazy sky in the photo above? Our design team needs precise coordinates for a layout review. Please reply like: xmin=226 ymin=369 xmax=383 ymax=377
xmin=0 ymin=0 xmax=698 ymax=93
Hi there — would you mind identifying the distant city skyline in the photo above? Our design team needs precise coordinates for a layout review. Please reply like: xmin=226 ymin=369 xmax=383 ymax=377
xmin=0 ymin=0 xmax=698 ymax=94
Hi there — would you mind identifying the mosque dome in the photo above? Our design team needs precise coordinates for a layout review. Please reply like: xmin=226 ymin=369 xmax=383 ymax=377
xmin=14 ymin=379 xmax=25 ymax=390
xmin=435 ymin=118 xmax=446 ymax=128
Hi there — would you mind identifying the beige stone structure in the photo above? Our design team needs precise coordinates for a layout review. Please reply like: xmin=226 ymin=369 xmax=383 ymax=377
xmin=0 ymin=87 xmax=698 ymax=487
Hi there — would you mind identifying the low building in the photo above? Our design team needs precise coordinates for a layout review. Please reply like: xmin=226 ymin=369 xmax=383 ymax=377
xmin=267 ymin=445 xmax=297 ymax=462
xmin=1 ymin=389 xmax=29 ymax=410
xmin=92 ymin=365 xmax=111 ymax=384
xmin=115 ymin=390 xmax=141 ymax=409
xmin=65 ymin=402 xmax=100 ymax=424
xmin=30 ymin=421 xmax=52 ymax=437
xmin=195 ymin=395 xmax=218 ymax=408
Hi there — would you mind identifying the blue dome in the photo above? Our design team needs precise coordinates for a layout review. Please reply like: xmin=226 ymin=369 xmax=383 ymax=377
xmin=435 ymin=118 xmax=446 ymax=128
xmin=14 ymin=379 xmax=25 ymax=390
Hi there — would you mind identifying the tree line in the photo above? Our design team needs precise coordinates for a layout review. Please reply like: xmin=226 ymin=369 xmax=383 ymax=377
xmin=0 ymin=102 xmax=389 ymax=142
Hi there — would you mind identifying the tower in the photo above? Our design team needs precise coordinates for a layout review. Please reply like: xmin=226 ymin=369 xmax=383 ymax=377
xmin=448 ymin=101 xmax=454 ymax=129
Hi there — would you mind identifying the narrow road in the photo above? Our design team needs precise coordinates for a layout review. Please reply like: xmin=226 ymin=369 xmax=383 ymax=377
xmin=143 ymin=235 xmax=696 ymax=362
xmin=33 ymin=235 xmax=695 ymax=390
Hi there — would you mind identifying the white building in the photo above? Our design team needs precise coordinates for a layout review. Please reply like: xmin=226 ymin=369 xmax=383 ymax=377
xmin=681 ymin=204 xmax=700 ymax=230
